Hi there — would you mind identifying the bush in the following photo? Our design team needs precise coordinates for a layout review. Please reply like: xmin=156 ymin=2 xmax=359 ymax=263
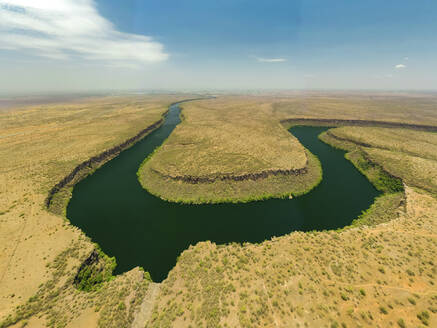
xmin=74 ymin=248 xmax=116 ymax=292
xmin=379 ymin=306 xmax=388 ymax=314
xmin=417 ymin=311 xmax=430 ymax=326
xmin=397 ymin=318 xmax=406 ymax=328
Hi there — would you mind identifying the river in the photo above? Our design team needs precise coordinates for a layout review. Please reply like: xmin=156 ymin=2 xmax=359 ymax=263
xmin=67 ymin=102 xmax=380 ymax=282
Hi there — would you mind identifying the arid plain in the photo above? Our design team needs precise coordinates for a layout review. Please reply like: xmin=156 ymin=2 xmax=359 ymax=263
xmin=1 ymin=92 xmax=437 ymax=328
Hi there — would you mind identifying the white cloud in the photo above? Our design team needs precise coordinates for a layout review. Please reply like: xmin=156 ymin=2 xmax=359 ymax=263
xmin=0 ymin=0 xmax=168 ymax=65
xmin=395 ymin=64 xmax=406 ymax=69
xmin=404 ymin=57 xmax=409 ymax=61
xmin=254 ymin=56 xmax=286 ymax=63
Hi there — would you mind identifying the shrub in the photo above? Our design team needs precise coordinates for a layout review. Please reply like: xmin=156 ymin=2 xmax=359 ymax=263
xmin=74 ymin=248 xmax=116 ymax=292
xmin=379 ymin=306 xmax=388 ymax=314
xmin=417 ymin=311 xmax=430 ymax=326
xmin=397 ymin=318 xmax=406 ymax=328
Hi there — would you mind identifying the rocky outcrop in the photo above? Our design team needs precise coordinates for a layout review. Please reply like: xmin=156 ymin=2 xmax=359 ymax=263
xmin=45 ymin=97 xmax=214 ymax=210
xmin=325 ymin=130 xmax=373 ymax=148
xmin=45 ymin=118 xmax=164 ymax=209
xmin=73 ymin=249 xmax=116 ymax=291
xmin=281 ymin=118 xmax=437 ymax=132
xmin=152 ymin=165 xmax=308 ymax=184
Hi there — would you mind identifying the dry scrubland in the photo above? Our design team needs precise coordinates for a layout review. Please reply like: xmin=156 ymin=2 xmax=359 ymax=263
xmin=273 ymin=91 xmax=437 ymax=126
xmin=321 ymin=127 xmax=437 ymax=195
xmin=0 ymin=95 xmax=185 ymax=327
xmin=139 ymin=97 xmax=321 ymax=203
xmin=143 ymin=94 xmax=437 ymax=327
xmin=1 ymin=92 xmax=437 ymax=328
xmin=140 ymin=93 xmax=437 ymax=203
xmin=150 ymin=186 xmax=436 ymax=328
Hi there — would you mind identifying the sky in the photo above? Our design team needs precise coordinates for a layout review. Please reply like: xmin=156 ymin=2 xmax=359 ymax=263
xmin=0 ymin=0 xmax=436 ymax=93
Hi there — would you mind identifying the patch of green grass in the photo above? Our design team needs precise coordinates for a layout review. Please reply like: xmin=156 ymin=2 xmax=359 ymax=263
xmin=74 ymin=247 xmax=116 ymax=292
xmin=345 ymin=150 xmax=403 ymax=194
xmin=349 ymin=192 xmax=404 ymax=228
xmin=321 ymin=126 xmax=437 ymax=195
xmin=320 ymin=132 xmax=404 ymax=194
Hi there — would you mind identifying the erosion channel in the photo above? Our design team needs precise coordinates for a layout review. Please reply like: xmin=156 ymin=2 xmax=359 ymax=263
xmin=67 ymin=102 xmax=380 ymax=282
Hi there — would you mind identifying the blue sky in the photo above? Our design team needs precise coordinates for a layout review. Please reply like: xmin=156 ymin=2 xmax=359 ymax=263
xmin=1 ymin=0 xmax=436 ymax=92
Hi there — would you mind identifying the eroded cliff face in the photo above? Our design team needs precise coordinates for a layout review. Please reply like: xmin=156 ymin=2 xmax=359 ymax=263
xmin=281 ymin=117 xmax=437 ymax=132
xmin=151 ymin=165 xmax=308 ymax=184
xmin=73 ymin=248 xmax=116 ymax=292
xmin=46 ymin=118 xmax=164 ymax=214
xmin=0 ymin=95 xmax=181 ymax=327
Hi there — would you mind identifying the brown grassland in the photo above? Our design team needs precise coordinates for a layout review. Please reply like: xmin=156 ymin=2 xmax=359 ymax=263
xmin=273 ymin=91 xmax=437 ymax=126
xmin=144 ymin=94 xmax=437 ymax=328
xmin=0 ymin=95 xmax=185 ymax=327
xmin=1 ymin=92 xmax=437 ymax=328
xmin=139 ymin=97 xmax=321 ymax=203
xmin=321 ymin=127 xmax=437 ymax=195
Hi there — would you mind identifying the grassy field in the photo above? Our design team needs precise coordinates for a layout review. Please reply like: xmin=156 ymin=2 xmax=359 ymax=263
xmin=139 ymin=149 xmax=321 ymax=203
xmin=0 ymin=95 xmax=185 ymax=327
xmin=321 ymin=127 xmax=437 ymax=195
xmin=143 ymin=93 xmax=437 ymax=328
xmin=140 ymin=93 xmax=437 ymax=203
xmin=273 ymin=91 xmax=437 ymax=126
xmin=139 ymin=97 xmax=321 ymax=203
xmin=1 ymin=93 xmax=436 ymax=328
xmin=149 ymin=185 xmax=436 ymax=328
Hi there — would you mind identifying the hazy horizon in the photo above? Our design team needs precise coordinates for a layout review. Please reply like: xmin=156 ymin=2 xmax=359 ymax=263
xmin=1 ymin=0 xmax=437 ymax=93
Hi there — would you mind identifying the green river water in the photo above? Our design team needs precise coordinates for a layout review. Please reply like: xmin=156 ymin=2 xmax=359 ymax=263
xmin=67 ymin=102 xmax=380 ymax=282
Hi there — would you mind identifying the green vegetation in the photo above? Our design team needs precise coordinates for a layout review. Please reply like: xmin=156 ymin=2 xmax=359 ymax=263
xmin=417 ymin=310 xmax=430 ymax=326
xmin=319 ymin=132 xmax=404 ymax=194
xmin=74 ymin=248 xmax=116 ymax=292
xmin=397 ymin=318 xmax=406 ymax=328
xmin=320 ymin=127 xmax=437 ymax=195
xmin=349 ymin=192 xmax=404 ymax=228
xmin=379 ymin=306 xmax=388 ymax=314
xmin=346 ymin=151 xmax=403 ymax=193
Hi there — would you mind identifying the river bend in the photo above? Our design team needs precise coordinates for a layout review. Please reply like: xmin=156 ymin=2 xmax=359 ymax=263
xmin=67 ymin=102 xmax=380 ymax=282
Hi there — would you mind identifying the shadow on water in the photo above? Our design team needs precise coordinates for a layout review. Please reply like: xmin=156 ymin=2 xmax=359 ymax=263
xmin=67 ymin=102 xmax=380 ymax=282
